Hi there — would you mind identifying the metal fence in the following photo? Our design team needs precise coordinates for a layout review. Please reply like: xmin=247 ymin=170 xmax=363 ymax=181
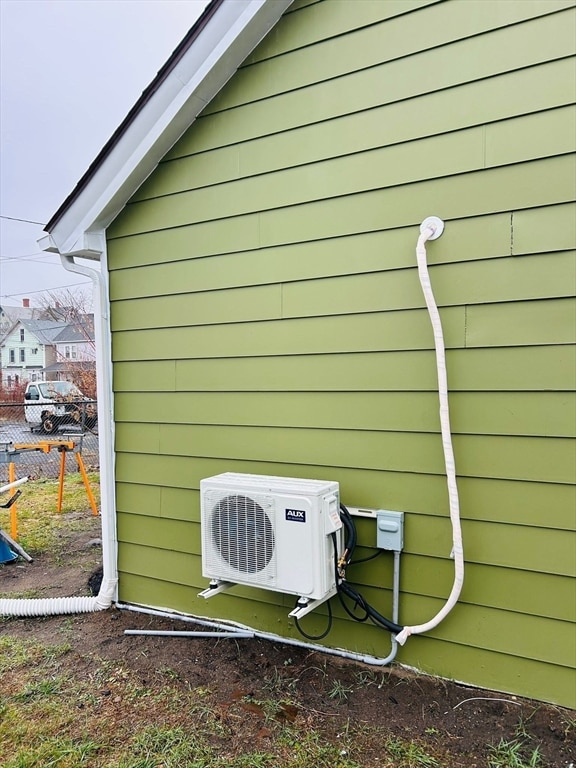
xmin=0 ymin=401 xmax=99 ymax=484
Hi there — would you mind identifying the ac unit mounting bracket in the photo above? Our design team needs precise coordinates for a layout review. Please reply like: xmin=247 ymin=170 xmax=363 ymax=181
xmin=288 ymin=593 xmax=334 ymax=620
xmin=198 ymin=579 xmax=235 ymax=599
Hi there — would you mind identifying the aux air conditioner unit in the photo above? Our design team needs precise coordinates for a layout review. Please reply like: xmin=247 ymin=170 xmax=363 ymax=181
xmin=199 ymin=473 xmax=343 ymax=610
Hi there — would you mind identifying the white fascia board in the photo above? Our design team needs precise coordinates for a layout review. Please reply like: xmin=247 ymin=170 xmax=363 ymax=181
xmin=44 ymin=0 xmax=293 ymax=257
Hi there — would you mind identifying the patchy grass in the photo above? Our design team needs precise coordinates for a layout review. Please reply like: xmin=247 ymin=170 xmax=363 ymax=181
xmin=0 ymin=635 xmax=71 ymax=673
xmin=0 ymin=635 xmax=366 ymax=768
xmin=487 ymin=737 xmax=543 ymax=768
xmin=385 ymin=736 xmax=440 ymax=767
xmin=4 ymin=634 xmax=564 ymax=768
xmin=0 ymin=472 xmax=100 ymax=555
xmin=327 ymin=679 xmax=354 ymax=702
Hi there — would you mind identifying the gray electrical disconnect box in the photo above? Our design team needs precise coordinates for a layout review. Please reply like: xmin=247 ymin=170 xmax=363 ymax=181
xmin=376 ymin=510 xmax=404 ymax=551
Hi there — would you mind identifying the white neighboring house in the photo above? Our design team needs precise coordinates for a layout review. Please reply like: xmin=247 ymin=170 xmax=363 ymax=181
xmin=0 ymin=319 xmax=62 ymax=387
xmin=49 ymin=316 xmax=96 ymax=378
xmin=0 ymin=300 xmax=37 ymax=337
xmin=0 ymin=316 xmax=95 ymax=387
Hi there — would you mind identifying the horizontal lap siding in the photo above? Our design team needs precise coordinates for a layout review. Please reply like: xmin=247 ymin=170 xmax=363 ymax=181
xmin=113 ymin=345 xmax=575 ymax=392
xmin=112 ymin=391 xmax=574 ymax=437
xmin=109 ymin=250 xmax=576 ymax=319
xmin=107 ymin=0 xmax=576 ymax=706
xmin=114 ymin=462 xmax=576 ymax=530
xmin=113 ymin=423 xmax=575 ymax=483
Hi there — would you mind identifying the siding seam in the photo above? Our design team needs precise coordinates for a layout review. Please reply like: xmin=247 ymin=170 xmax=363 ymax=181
xmin=510 ymin=211 xmax=514 ymax=256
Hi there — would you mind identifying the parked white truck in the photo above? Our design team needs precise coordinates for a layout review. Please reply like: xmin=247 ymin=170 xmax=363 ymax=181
xmin=24 ymin=381 xmax=97 ymax=434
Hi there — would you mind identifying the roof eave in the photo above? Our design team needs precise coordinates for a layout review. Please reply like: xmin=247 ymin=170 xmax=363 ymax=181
xmin=42 ymin=0 xmax=293 ymax=257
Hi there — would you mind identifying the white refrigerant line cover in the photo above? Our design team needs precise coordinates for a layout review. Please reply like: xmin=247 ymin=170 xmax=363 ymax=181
xmin=395 ymin=218 xmax=464 ymax=645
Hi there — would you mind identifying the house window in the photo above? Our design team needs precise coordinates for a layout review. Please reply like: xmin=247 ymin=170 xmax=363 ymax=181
xmin=65 ymin=345 xmax=77 ymax=360
xmin=32 ymin=348 xmax=38 ymax=355
xmin=9 ymin=349 xmax=15 ymax=363
xmin=20 ymin=329 xmax=25 ymax=342
xmin=19 ymin=348 xmax=25 ymax=363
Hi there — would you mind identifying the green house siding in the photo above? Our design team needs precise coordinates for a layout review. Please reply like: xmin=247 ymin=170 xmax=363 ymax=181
xmin=106 ymin=0 xmax=576 ymax=707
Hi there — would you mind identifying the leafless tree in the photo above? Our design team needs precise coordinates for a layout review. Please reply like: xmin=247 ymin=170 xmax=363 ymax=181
xmin=38 ymin=288 xmax=97 ymax=398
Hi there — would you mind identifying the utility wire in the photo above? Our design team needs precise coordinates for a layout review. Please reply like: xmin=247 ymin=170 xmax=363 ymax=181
xmin=2 ymin=255 xmax=70 ymax=266
xmin=0 ymin=215 xmax=46 ymax=226
xmin=0 ymin=281 xmax=91 ymax=300
xmin=0 ymin=251 xmax=58 ymax=263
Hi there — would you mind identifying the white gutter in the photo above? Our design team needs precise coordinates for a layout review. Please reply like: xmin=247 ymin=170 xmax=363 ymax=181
xmin=0 ymin=238 xmax=117 ymax=616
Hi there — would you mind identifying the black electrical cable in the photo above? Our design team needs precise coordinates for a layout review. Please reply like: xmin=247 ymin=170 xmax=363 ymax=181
xmin=332 ymin=531 xmax=370 ymax=622
xmin=338 ymin=580 xmax=403 ymax=635
xmin=336 ymin=503 xmax=404 ymax=636
xmin=337 ymin=587 xmax=370 ymax=622
xmin=338 ymin=503 xmax=357 ymax=567
xmin=293 ymin=596 xmax=333 ymax=640
xmin=349 ymin=549 xmax=383 ymax=566
xmin=292 ymin=501 xmax=403 ymax=640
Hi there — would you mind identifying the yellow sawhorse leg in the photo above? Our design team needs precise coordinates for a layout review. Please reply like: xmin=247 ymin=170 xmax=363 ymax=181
xmin=57 ymin=448 xmax=66 ymax=512
xmin=75 ymin=452 xmax=99 ymax=516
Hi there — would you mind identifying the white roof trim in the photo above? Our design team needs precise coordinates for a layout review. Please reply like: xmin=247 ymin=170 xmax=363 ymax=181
xmin=42 ymin=0 xmax=293 ymax=257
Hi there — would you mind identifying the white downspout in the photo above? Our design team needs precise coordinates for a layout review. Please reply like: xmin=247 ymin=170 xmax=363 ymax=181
xmin=0 ymin=239 xmax=117 ymax=616
xmin=395 ymin=217 xmax=464 ymax=646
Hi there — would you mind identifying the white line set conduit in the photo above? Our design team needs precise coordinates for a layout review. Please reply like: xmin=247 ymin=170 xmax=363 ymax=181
xmin=0 ymin=255 xmax=117 ymax=618
xmin=395 ymin=217 xmax=464 ymax=646
xmin=118 ymin=600 xmax=401 ymax=667
xmin=119 ymin=529 xmax=403 ymax=664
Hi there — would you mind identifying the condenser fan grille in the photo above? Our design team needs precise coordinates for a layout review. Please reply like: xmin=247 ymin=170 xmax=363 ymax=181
xmin=210 ymin=494 xmax=275 ymax=575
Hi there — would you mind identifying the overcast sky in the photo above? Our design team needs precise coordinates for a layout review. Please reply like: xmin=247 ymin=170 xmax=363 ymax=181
xmin=0 ymin=0 xmax=209 ymax=307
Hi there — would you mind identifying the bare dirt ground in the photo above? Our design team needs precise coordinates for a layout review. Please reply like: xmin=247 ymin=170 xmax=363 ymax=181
xmin=1 ymin=513 xmax=574 ymax=767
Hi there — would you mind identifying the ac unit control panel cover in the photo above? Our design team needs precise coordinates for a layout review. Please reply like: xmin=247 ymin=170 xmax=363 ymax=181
xmin=200 ymin=473 xmax=342 ymax=600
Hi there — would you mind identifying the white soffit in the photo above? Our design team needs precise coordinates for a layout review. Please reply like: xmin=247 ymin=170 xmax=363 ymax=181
xmin=43 ymin=0 xmax=293 ymax=257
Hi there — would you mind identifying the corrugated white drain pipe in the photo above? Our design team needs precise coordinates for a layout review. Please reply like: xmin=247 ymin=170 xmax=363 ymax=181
xmin=0 ymin=251 xmax=117 ymax=617
xmin=395 ymin=217 xmax=464 ymax=646
xmin=0 ymin=594 xmax=112 ymax=616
